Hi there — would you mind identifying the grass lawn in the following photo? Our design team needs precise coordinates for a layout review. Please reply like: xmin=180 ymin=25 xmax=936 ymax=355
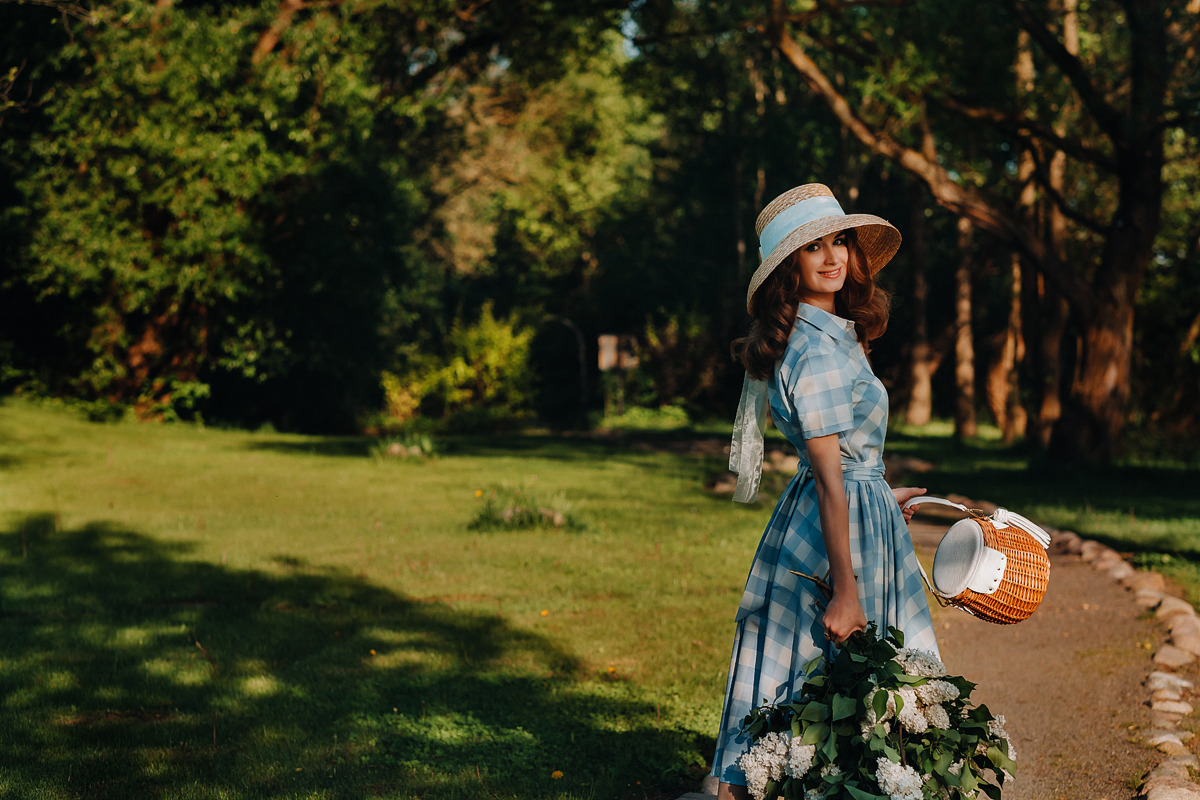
xmin=0 ymin=399 xmax=1196 ymax=799
xmin=0 ymin=399 xmax=769 ymax=800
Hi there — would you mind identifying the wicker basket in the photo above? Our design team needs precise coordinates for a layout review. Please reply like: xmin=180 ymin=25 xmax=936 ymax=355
xmin=905 ymin=497 xmax=1052 ymax=625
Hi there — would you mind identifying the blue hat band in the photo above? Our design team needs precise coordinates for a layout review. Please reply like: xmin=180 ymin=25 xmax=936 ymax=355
xmin=758 ymin=195 xmax=845 ymax=262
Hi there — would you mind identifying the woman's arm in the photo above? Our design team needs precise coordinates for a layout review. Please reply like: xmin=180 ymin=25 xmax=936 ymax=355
xmin=806 ymin=432 xmax=867 ymax=643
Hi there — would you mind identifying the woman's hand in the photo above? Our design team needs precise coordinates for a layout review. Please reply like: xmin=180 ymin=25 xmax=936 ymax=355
xmin=893 ymin=486 xmax=927 ymax=523
xmin=822 ymin=587 xmax=867 ymax=644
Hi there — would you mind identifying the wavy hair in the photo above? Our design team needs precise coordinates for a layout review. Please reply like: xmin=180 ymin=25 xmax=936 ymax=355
xmin=731 ymin=231 xmax=891 ymax=380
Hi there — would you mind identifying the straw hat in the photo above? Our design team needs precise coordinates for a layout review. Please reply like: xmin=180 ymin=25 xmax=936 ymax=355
xmin=746 ymin=183 xmax=901 ymax=313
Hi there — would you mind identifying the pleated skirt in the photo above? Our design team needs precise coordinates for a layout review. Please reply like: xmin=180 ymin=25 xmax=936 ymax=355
xmin=710 ymin=466 xmax=939 ymax=785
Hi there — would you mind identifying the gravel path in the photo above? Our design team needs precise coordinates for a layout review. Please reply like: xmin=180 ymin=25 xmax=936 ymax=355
xmin=688 ymin=505 xmax=1177 ymax=800
xmin=909 ymin=511 xmax=1159 ymax=800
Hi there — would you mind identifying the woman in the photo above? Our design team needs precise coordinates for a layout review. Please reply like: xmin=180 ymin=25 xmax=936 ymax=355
xmin=713 ymin=184 xmax=938 ymax=799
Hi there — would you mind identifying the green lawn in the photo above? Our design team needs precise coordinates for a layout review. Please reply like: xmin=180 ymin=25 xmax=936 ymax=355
xmin=0 ymin=400 xmax=1196 ymax=799
xmin=0 ymin=399 xmax=770 ymax=799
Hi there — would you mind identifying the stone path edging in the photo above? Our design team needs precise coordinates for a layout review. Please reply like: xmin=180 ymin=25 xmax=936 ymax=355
xmin=1050 ymin=527 xmax=1200 ymax=800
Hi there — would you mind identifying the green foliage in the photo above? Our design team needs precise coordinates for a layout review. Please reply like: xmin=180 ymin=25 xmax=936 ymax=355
xmin=740 ymin=624 xmax=1013 ymax=800
xmin=468 ymin=482 xmax=578 ymax=531
xmin=437 ymin=31 xmax=660 ymax=318
xmin=597 ymin=401 xmax=692 ymax=432
xmin=371 ymin=431 xmax=437 ymax=460
xmin=5 ymin=0 xmax=429 ymax=427
xmin=384 ymin=302 xmax=536 ymax=431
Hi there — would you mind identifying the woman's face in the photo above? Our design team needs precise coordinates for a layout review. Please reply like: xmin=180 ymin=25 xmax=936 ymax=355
xmin=793 ymin=231 xmax=848 ymax=309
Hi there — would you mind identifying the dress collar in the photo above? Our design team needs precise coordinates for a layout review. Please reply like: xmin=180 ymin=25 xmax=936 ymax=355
xmin=795 ymin=302 xmax=857 ymax=343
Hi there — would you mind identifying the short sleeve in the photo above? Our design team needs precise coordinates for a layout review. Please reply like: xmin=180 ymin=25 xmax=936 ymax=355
xmin=781 ymin=344 xmax=855 ymax=439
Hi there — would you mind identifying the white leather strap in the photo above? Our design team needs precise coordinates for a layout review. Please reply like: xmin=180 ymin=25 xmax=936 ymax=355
xmin=901 ymin=495 xmax=972 ymax=515
xmin=903 ymin=495 xmax=1051 ymax=549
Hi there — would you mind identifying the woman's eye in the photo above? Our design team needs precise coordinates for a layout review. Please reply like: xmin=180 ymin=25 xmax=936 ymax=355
xmin=833 ymin=236 xmax=847 ymax=246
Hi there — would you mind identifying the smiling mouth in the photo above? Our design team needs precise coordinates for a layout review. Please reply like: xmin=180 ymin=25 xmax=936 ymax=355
xmin=818 ymin=268 xmax=842 ymax=279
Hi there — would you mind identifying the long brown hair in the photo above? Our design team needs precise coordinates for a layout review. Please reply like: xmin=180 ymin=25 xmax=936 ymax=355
xmin=731 ymin=230 xmax=891 ymax=380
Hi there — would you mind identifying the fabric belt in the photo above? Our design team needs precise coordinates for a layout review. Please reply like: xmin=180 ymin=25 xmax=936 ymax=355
xmin=795 ymin=461 xmax=884 ymax=482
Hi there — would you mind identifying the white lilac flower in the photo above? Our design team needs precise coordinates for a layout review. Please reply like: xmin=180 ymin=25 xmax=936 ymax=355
xmin=924 ymin=703 xmax=952 ymax=729
xmin=739 ymin=730 xmax=791 ymax=800
xmin=803 ymin=790 xmax=825 ymax=800
xmin=894 ymin=647 xmax=947 ymax=678
xmin=861 ymin=686 xmax=897 ymax=737
xmin=861 ymin=717 xmax=893 ymax=739
xmin=819 ymin=763 xmax=842 ymax=778
xmin=895 ymin=687 xmax=928 ymax=734
xmin=915 ymin=679 xmax=960 ymax=705
xmin=988 ymin=715 xmax=1009 ymax=741
xmin=978 ymin=715 xmax=1017 ymax=761
xmin=787 ymin=739 xmax=817 ymax=778
xmin=875 ymin=757 xmax=925 ymax=800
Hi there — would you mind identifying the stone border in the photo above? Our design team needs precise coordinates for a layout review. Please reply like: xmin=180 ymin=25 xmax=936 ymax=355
xmin=1052 ymin=529 xmax=1200 ymax=800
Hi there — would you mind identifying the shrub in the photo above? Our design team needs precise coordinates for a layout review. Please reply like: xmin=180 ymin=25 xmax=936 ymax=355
xmin=383 ymin=303 xmax=535 ymax=429
xmin=468 ymin=483 xmax=577 ymax=531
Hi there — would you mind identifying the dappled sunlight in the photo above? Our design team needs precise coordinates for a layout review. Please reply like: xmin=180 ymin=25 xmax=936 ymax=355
xmin=0 ymin=512 xmax=710 ymax=799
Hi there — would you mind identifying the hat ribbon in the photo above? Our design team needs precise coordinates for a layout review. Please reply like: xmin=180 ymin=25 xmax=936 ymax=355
xmin=729 ymin=374 xmax=768 ymax=503
xmin=758 ymin=194 xmax=845 ymax=262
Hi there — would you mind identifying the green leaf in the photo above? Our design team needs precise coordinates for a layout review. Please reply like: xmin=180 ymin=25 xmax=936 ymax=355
xmin=959 ymin=762 xmax=980 ymax=795
xmin=820 ymin=730 xmax=838 ymax=760
xmin=832 ymin=693 xmax=857 ymax=721
xmin=844 ymin=783 xmax=888 ymax=800
xmin=987 ymin=745 xmax=1017 ymax=776
xmin=872 ymin=689 xmax=889 ymax=721
xmin=799 ymin=702 xmax=830 ymax=722
xmin=801 ymin=722 xmax=830 ymax=746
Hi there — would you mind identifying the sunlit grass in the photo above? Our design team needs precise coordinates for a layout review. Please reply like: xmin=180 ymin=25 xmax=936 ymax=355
xmin=0 ymin=398 xmax=1196 ymax=799
xmin=0 ymin=398 xmax=761 ymax=799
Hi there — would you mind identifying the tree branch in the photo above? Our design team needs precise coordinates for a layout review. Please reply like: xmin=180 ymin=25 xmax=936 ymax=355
xmin=1023 ymin=144 xmax=1109 ymax=234
xmin=769 ymin=17 xmax=1095 ymax=317
xmin=931 ymin=91 xmax=1119 ymax=172
xmin=252 ymin=0 xmax=306 ymax=65
xmin=0 ymin=0 xmax=99 ymax=21
xmin=1002 ymin=0 xmax=1125 ymax=142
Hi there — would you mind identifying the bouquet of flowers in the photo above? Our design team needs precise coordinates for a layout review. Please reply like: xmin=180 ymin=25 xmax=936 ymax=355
xmin=737 ymin=624 xmax=1016 ymax=800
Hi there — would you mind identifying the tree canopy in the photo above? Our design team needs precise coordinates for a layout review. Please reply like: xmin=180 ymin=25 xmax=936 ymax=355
xmin=1 ymin=0 xmax=1196 ymax=459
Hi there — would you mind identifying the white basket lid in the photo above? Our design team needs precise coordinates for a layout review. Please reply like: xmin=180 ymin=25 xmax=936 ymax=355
xmin=932 ymin=518 xmax=1008 ymax=596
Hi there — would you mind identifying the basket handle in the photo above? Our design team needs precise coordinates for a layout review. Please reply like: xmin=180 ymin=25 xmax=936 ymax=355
xmin=902 ymin=495 xmax=1051 ymax=550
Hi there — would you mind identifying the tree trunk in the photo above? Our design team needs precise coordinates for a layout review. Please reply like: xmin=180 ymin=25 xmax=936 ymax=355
xmin=1027 ymin=275 xmax=1068 ymax=448
xmin=906 ymin=179 xmax=933 ymax=427
xmin=954 ymin=217 xmax=977 ymax=440
xmin=767 ymin=0 xmax=1172 ymax=460
xmin=1047 ymin=0 xmax=1167 ymax=461
xmin=1052 ymin=201 xmax=1154 ymax=461
xmin=987 ymin=253 xmax=1026 ymax=442
xmin=1027 ymin=0 xmax=1075 ymax=447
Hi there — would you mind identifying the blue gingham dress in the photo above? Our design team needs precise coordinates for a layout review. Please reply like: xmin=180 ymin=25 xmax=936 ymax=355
xmin=711 ymin=304 xmax=939 ymax=786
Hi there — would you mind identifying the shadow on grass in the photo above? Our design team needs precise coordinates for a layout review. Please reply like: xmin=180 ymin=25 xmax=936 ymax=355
xmin=245 ymin=431 xmax=726 ymax=488
xmin=243 ymin=436 xmax=377 ymax=459
xmin=0 ymin=514 xmax=711 ymax=800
